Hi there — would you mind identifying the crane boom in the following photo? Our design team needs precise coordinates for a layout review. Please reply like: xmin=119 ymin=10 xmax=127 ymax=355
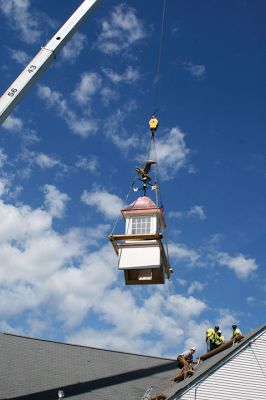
xmin=0 ymin=0 xmax=101 ymax=125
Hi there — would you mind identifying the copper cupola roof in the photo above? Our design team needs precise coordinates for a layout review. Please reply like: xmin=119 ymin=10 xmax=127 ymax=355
xmin=122 ymin=196 xmax=159 ymax=211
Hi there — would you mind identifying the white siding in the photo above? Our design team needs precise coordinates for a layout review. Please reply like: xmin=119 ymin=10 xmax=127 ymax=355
xmin=177 ymin=330 xmax=266 ymax=400
xmin=118 ymin=245 xmax=160 ymax=269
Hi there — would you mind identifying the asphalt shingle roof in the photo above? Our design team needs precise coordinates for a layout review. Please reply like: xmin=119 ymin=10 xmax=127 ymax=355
xmin=2 ymin=325 xmax=265 ymax=400
xmin=1 ymin=332 xmax=177 ymax=400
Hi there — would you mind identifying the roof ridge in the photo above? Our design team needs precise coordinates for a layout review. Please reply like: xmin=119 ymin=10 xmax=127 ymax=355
xmin=0 ymin=331 xmax=174 ymax=361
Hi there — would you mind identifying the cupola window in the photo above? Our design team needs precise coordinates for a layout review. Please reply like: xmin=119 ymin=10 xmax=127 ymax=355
xmin=131 ymin=216 xmax=151 ymax=234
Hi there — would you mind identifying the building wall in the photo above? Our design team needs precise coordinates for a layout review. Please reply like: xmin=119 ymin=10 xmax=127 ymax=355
xmin=177 ymin=330 xmax=266 ymax=400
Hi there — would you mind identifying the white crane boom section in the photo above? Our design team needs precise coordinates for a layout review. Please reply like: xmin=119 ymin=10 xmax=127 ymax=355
xmin=0 ymin=0 xmax=101 ymax=125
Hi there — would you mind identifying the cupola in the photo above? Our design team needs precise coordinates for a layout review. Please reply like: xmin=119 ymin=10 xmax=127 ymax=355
xmin=109 ymin=195 xmax=171 ymax=284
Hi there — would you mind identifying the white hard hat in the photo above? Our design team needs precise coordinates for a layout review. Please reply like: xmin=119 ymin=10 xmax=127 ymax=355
xmin=191 ymin=346 xmax=196 ymax=351
xmin=218 ymin=330 xmax=222 ymax=334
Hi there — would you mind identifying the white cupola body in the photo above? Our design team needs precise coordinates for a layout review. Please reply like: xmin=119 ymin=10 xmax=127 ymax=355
xmin=109 ymin=196 xmax=171 ymax=284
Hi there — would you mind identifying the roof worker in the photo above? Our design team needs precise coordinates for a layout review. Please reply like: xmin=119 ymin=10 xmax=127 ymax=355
xmin=231 ymin=324 xmax=242 ymax=339
xmin=176 ymin=347 xmax=196 ymax=378
xmin=172 ymin=347 xmax=196 ymax=383
xmin=149 ymin=115 xmax=159 ymax=135
xmin=206 ymin=325 xmax=219 ymax=352
xmin=213 ymin=330 xmax=225 ymax=349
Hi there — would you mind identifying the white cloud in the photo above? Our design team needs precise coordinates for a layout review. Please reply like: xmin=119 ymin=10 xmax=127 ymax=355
xmin=168 ymin=210 xmax=183 ymax=219
xmin=8 ymin=185 xmax=23 ymax=199
xmin=0 ymin=203 xmax=97 ymax=322
xmin=216 ymin=252 xmax=258 ymax=279
xmin=0 ymin=148 xmax=7 ymax=168
xmin=0 ymin=175 xmax=250 ymax=359
xmin=81 ymin=187 xmax=124 ymax=220
xmin=37 ymin=85 xmax=98 ymax=137
xmin=35 ymin=153 xmax=59 ymax=169
xmin=187 ymin=281 xmax=205 ymax=295
xmin=9 ymin=48 xmax=30 ymax=65
xmin=0 ymin=191 xmax=214 ymax=357
xmin=75 ymin=155 xmax=99 ymax=173
xmin=165 ymin=294 xmax=206 ymax=320
xmin=246 ymin=296 xmax=255 ymax=304
xmin=176 ymin=278 xmax=187 ymax=286
xmin=61 ymin=32 xmax=87 ymax=63
xmin=183 ymin=62 xmax=206 ymax=79
xmin=72 ymin=72 xmax=102 ymax=106
xmin=188 ymin=205 xmax=206 ymax=220
xmin=14 ymin=148 xmax=65 ymax=180
xmin=2 ymin=115 xmax=23 ymax=131
xmin=104 ymin=109 xmax=140 ymax=152
xmin=0 ymin=177 xmax=21 ymax=200
xmin=169 ymin=242 xmax=200 ymax=264
xmin=0 ymin=0 xmax=41 ymax=44
xmin=102 ymin=66 xmax=140 ymax=84
xmin=42 ymin=184 xmax=70 ymax=219
xmin=0 ymin=178 xmax=7 ymax=196
xmin=100 ymin=86 xmax=118 ymax=106
xmin=154 ymin=127 xmax=190 ymax=180
xmin=168 ymin=206 xmax=206 ymax=220
xmin=96 ymin=4 xmax=147 ymax=55
xmin=0 ymin=202 xmax=51 ymax=244
xmin=46 ymin=244 xmax=117 ymax=328
xmin=67 ymin=291 xmax=207 ymax=356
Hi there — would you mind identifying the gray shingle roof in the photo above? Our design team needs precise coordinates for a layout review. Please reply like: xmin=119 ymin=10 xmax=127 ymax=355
xmin=1 ymin=332 xmax=177 ymax=400
xmin=2 ymin=325 xmax=265 ymax=400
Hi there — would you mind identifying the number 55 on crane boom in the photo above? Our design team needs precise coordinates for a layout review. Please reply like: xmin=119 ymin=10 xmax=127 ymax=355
xmin=0 ymin=0 xmax=101 ymax=125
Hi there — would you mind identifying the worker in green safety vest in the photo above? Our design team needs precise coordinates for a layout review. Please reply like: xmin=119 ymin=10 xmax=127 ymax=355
xmin=213 ymin=330 xmax=225 ymax=349
xmin=231 ymin=324 xmax=242 ymax=338
xmin=206 ymin=325 xmax=219 ymax=352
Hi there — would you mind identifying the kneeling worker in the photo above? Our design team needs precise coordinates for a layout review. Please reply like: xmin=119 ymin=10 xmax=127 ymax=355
xmin=232 ymin=324 xmax=242 ymax=338
xmin=177 ymin=347 xmax=196 ymax=373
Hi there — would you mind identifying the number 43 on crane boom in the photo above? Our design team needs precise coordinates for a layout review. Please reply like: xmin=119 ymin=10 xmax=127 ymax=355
xmin=0 ymin=0 xmax=101 ymax=125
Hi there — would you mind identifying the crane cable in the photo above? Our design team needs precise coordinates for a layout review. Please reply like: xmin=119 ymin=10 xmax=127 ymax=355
xmin=110 ymin=1 xmax=168 ymax=240
xmin=148 ymin=0 xmax=167 ymax=208
xmin=109 ymin=177 xmax=137 ymax=236
xmin=152 ymin=0 xmax=167 ymax=113
xmin=149 ymin=0 xmax=171 ymax=272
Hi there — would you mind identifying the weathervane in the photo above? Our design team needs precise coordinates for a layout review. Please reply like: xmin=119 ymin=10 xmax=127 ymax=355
xmin=134 ymin=160 xmax=159 ymax=197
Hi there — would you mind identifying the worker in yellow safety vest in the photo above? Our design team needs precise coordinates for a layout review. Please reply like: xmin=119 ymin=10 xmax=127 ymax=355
xmin=213 ymin=330 xmax=225 ymax=349
xmin=231 ymin=324 xmax=242 ymax=339
xmin=149 ymin=115 xmax=159 ymax=134
xmin=206 ymin=325 xmax=219 ymax=352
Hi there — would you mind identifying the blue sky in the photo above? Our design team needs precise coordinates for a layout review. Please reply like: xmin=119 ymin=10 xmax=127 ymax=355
xmin=0 ymin=0 xmax=266 ymax=358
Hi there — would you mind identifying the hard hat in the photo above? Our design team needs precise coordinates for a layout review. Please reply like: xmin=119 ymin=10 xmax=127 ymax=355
xmin=218 ymin=330 xmax=222 ymax=334
xmin=190 ymin=346 xmax=196 ymax=351
xmin=232 ymin=324 xmax=237 ymax=329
